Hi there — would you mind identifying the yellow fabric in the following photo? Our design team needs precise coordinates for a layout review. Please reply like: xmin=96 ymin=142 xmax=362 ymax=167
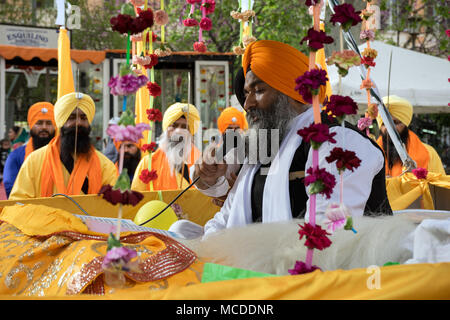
xmin=377 ymin=95 xmax=413 ymax=127
xmin=317 ymin=22 xmax=333 ymax=99
xmin=131 ymin=146 xmax=201 ymax=192
xmin=386 ymin=171 xmax=450 ymax=210
xmin=57 ymin=27 xmax=75 ymax=99
xmin=423 ymin=143 xmax=446 ymax=175
xmin=134 ymin=41 xmax=150 ymax=147
xmin=242 ymin=40 xmax=327 ymax=105
xmin=0 ymin=204 xmax=202 ymax=297
xmin=0 ymin=189 xmax=219 ymax=227
xmin=162 ymin=103 xmax=200 ymax=135
xmin=8 ymin=144 xmax=117 ymax=200
xmin=217 ymin=107 xmax=248 ymax=133
xmin=54 ymin=92 xmax=96 ymax=128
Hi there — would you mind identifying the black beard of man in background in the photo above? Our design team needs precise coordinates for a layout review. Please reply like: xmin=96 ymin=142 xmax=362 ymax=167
xmin=381 ymin=127 xmax=410 ymax=170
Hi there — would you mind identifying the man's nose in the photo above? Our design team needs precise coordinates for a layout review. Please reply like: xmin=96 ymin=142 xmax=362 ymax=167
xmin=244 ymin=93 xmax=256 ymax=112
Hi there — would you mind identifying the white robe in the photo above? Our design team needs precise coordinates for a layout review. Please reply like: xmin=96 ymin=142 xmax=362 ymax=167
xmin=171 ymin=108 xmax=385 ymax=239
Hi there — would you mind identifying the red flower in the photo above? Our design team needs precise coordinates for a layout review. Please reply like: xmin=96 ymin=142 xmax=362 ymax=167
xmin=325 ymin=147 xmax=361 ymax=173
xmin=199 ymin=17 xmax=212 ymax=31
xmin=146 ymin=108 xmax=163 ymax=122
xmin=288 ymin=260 xmax=321 ymax=275
xmin=144 ymin=53 xmax=159 ymax=69
xmin=300 ymin=28 xmax=334 ymax=51
xmin=194 ymin=41 xmax=207 ymax=53
xmin=294 ymin=68 xmax=328 ymax=103
xmin=297 ymin=122 xmax=337 ymax=149
xmin=323 ymin=94 xmax=358 ymax=122
xmin=139 ymin=169 xmax=158 ymax=184
xmin=98 ymin=185 xmax=144 ymax=206
xmin=330 ymin=3 xmax=362 ymax=32
xmin=298 ymin=223 xmax=332 ymax=250
xmin=304 ymin=167 xmax=336 ymax=199
xmin=412 ymin=167 xmax=428 ymax=180
xmin=141 ymin=142 xmax=157 ymax=153
xmin=147 ymin=82 xmax=161 ymax=96
xmin=186 ymin=0 xmax=202 ymax=4
xmin=203 ymin=0 xmax=216 ymax=15
xmin=360 ymin=56 xmax=376 ymax=68
xmin=136 ymin=8 xmax=154 ymax=30
xmin=183 ymin=18 xmax=199 ymax=27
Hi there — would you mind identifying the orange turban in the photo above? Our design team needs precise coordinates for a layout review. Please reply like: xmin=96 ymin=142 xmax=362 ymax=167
xmin=242 ymin=40 xmax=327 ymax=105
xmin=217 ymin=107 xmax=248 ymax=133
xmin=27 ymin=102 xmax=56 ymax=129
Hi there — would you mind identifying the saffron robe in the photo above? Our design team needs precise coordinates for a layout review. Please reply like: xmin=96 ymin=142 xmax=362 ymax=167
xmin=9 ymin=144 xmax=118 ymax=200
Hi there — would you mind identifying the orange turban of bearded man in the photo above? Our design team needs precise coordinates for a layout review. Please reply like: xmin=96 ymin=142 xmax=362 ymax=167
xmin=27 ymin=102 xmax=56 ymax=129
xmin=217 ymin=107 xmax=248 ymax=133
xmin=241 ymin=40 xmax=327 ymax=105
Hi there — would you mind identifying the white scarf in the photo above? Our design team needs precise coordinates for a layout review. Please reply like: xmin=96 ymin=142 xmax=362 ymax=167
xmin=226 ymin=108 xmax=314 ymax=228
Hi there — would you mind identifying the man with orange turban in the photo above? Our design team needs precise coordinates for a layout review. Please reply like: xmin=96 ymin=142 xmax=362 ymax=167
xmin=175 ymin=40 xmax=391 ymax=239
xmin=3 ymin=102 xmax=56 ymax=198
xmin=9 ymin=92 xmax=118 ymax=200
xmin=376 ymin=95 xmax=445 ymax=177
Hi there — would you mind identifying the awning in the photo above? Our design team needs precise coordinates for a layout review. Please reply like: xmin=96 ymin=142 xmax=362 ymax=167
xmin=0 ymin=45 xmax=106 ymax=64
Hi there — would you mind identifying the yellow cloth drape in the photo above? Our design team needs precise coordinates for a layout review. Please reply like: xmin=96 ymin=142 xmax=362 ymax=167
xmin=135 ymin=41 xmax=151 ymax=147
xmin=317 ymin=22 xmax=332 ymax=99
xmin=8 ymin=144 xmax=118 ymax=200
xmin=0 ymin=204 xmax=202 ymax=297
xmin=386 ymin=172 xmax=450 ymax=210
xmin=57 ymin=27 xmax=75 ymax=99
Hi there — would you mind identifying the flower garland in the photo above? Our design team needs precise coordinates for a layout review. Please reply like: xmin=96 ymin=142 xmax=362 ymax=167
xmin=357 ymin=0 xmax=380 ymax=138
xmin=183 ymin=0 xmax=216 ymax=52
xmin=231 ymin=0 xmax=256 ymax=56
xmin=289 ymin=1 xmax=363 ymax=275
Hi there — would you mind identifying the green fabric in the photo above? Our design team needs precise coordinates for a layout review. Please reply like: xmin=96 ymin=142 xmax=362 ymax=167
xmin=201 ymin=263 xmax=278 ymax=283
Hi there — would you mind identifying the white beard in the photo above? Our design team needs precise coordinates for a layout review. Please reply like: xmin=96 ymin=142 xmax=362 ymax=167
xmin=159 ymin=130 xmax=192 ymax=176
xmin=181 ymin=214 xmax=421 ymax=275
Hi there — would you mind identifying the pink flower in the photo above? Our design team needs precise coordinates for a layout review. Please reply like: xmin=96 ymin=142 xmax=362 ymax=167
xmin=194 ymin=41 xmax=207 ymax=52
xmin=304 ymin=167 xmax=336 ymax=199
xmin=360 ymin=29 xmax=375 ymax=41
xmin=130 ymin=0 xmax=145 ymax=6
xmin=323 ymin=203 xmax=350 ymax=233
xmin=106 ymin=123 xmax=150 ymax=143
xmin=323 ymin=94 xmax=358 ymax=122
xmin=298 ymin=223 xmax=332 ymax=250
xmin=203 ymin=0 xmax=216 ymax=15
xmin=412 ymin=167 xmax=428 ymax=180
xmin=199 ymin=17 xmax=212 ymax=31
xmin=102 ymin=246 xmax=137 ymax=271
xmin=288 ymin=260 xmax=321 ymax=275
xmin=186 ymin=0 xmax=202 ymax=4
xmin=108 ymin=74 xmax=149 ymax=96
xmin=183 ymin=18 xmax=199 ymax=27
xmin=154 ymin=10 xmax=169 ymax=26
xmin=297 ymin=122 xmax=337 ymax=149
xmin=358 ymin=116 xmax=372 ymax=131
xmin=325 ymin=147 xmax=361 ymax=173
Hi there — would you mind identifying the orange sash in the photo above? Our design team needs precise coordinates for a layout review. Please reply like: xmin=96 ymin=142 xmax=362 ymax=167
xmin=149 ymin=145 xmax=200 ymax=191
xmin=24 ymin=139 xmax=34 ymax=159
xmin=40 ymin=135 xmax=103 ymax=197
xmin=377 ymin=130 xmax=430 ymax=177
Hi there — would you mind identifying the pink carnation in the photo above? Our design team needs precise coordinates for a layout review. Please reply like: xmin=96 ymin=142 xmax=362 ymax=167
xmin=106 ymin=123 xmax=150 ymax=143
xmin=183 ymin=18 xmax=199 ymax=27
xmin=154 ymin=10 xmax=169 ymax=26
xmin=194 ymin=41 xmax=207 ymax=52
xmin=412 ymin=167 xmax=428 ymax=180
xmin=199 ymin=17 xmax=212 ymax=31
xmin=203 ymin=0 xmax=216 ymax=15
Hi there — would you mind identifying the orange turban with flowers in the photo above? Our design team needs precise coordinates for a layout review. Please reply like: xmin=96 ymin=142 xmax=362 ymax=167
xmin=242 ymin=40 xmax=327 ymax=105
xmin=27 ymin=102 xmax=56 ymax=129
xmin=217 ymin=107 xmax=248 ymax=133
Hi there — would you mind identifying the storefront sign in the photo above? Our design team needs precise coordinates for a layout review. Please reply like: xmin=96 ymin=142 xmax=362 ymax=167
xmin=0 ymin=24 xmax=64 ymax=48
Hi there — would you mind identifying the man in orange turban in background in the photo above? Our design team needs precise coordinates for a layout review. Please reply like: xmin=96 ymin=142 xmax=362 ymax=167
xmin=3 ymin=102 xmax=56 ymax=198
xmin=9 ymin=92 xmax=118 ymax=200
xmin=171 ymin=40 xmax=391 ymax=239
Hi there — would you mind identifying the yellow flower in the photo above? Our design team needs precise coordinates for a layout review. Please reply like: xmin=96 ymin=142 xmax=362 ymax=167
xmin=362 ymin=48 xmax=378 ymax=59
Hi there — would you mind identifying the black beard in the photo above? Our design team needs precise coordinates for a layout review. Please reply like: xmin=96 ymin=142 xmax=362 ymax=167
xmin=30 ymin=130 xmax=54 ymax=150
xmin=382 ymin=128 xmax=410 ymax=170
xmin=60 ymin=126 xmax=92 ymax=174
xmin=123 ymin=150 xmax=141 ymax=177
